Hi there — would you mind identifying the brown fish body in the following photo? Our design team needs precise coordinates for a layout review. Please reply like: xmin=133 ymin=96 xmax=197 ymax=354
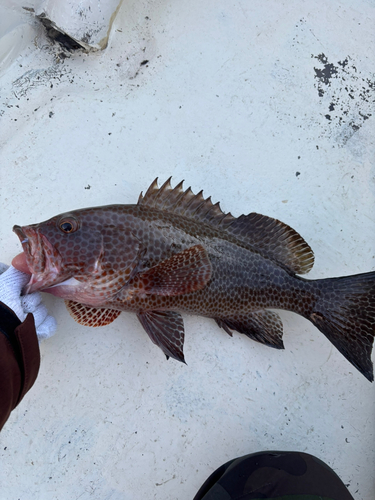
xmin=13 ymin=178 xmax=375 ymax=380
xmin=110 ymin=207 xmax=312 ymax=316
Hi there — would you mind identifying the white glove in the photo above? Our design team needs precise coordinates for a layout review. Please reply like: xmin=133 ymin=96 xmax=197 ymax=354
xmin=0 ymin=264 xmax=57 ymax=341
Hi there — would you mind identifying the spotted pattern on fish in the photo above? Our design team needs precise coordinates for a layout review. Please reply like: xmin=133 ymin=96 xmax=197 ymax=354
xmin=13 ymin=178 xmax=375 ymax=381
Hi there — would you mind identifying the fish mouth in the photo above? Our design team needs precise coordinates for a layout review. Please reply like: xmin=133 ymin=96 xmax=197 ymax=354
xmin=13 ymin=225 xmax=65 ymax=294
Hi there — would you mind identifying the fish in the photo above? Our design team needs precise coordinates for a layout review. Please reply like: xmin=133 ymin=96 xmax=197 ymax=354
xmin=12 ymin=178 xmax=375 ymax=381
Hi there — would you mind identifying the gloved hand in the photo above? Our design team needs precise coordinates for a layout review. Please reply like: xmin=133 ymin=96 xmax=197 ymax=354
xmin=0 ymin=263 xmax=57 ymax=341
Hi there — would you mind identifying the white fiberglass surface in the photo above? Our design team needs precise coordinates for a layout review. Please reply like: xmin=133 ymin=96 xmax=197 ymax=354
xmin=0 ymin=1 xmax=374 ymax=499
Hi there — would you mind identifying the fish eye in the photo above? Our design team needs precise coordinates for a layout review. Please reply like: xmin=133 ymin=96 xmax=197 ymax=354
xmin=58 ymin=217 xmax=79 ymax=234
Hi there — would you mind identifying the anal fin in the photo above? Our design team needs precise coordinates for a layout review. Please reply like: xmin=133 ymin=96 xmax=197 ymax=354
xmin=137 ymin=310 xmax=186 ymax=362
xmin=215 ymin=310 xmax=284 ymax=349
xmin=65 ymin=300 xmax=121 ymax=327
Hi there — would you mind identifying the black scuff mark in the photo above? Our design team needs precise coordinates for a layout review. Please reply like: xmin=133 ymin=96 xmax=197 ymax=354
xmin=338 ymin=58 xmax=349 ymax=69
xmin=129 ymin=57 xmax=151 ymax=80
xmin=81 ymin=32 xmax=92 ymax=44
xmin=359 ymin=111 xmax=371 ymax=120
xmin=312 ymin=53 xmax=338 ymax=96
xmin=13 ymin=66 xmax=71 ymax=99
xmin=38 ymin=16 xmax=85 ymax=52
xmin=312 ymin=53 xmax=375 ymax=145
xmin=313 ymin=54 xmax=338 ymax=86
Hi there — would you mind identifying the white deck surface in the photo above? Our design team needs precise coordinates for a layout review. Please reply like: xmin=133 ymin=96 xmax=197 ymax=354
xmin=0 ymin=1 xmax=374 ymax=499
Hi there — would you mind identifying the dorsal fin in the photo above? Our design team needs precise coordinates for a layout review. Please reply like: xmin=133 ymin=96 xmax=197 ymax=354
xmin=138 ymin=177 xmax=235 ymax=227
xmin=227 ymin=213 xmax=314 ymax=274
xmin=138 ymin=178 xmax=314 ymax=274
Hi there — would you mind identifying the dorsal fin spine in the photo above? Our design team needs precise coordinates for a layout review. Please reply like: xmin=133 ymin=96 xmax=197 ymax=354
xmin=187 ymin=191 xmax=205 ymax=214
xmin=176 ymin=188 xmax=193 ymax=212
xmin=160 ymin=180 xmax=184 ymax=211
xmin=155 ymin=177 xmax=172 ymax=206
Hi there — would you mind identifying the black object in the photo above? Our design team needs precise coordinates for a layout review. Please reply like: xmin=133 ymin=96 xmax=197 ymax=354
xmin=193 ymin=451 xmax=355 ymax=500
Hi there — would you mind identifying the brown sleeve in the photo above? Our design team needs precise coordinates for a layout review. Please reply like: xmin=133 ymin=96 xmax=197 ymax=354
xmin=0 ymin=302 xmax=40 ymax=431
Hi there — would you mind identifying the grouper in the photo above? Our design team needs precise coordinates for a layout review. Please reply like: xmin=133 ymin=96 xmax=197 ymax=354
xmin=12 ymin=178 xmax=375 ymax=381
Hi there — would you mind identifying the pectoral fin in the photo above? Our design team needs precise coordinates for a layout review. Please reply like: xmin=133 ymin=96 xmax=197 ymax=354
xmin=65 ymin=300 xmax=121 ymax=326
xmin=137 ymin=310 xmax=186 ymax=362
xmin=215 ymin=310 xmax=284 ymax=349
xmin=135 ymin=244 xmax=212 ymax=296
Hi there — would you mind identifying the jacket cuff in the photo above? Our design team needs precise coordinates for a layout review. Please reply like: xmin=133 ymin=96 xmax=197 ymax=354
xmin=0 ymin=302 xmax=40 ymax=411
xmin=14 ymin=313 xmax=41 ymax=404
xmin=0 ymin=301 xmax=22 ymax=356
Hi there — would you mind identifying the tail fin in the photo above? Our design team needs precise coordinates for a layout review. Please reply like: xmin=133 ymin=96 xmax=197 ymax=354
xmin=310 ymin=271 xmax=375 ymax=381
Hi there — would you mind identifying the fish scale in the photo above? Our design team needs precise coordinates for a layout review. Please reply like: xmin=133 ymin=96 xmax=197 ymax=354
xmin=13 ymin=178 xmax=375 ymax=381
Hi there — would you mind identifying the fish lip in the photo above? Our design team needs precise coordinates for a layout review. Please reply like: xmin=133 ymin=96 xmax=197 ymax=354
xmin=13 ymin=225 xmax=40 ymax=282
xmin=13 ymin=225 xmax=32 ymax=259
xmin=13 ymin=224 xmax=65 ymax=294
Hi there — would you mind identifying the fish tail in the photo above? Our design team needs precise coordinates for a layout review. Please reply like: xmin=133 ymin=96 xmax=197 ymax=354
xmin=309 ymin=271 xmax=375 ymax=381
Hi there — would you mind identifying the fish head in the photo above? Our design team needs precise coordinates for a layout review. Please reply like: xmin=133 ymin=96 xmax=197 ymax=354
xmin=13 ymin=207 xmax=138 ymax=303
